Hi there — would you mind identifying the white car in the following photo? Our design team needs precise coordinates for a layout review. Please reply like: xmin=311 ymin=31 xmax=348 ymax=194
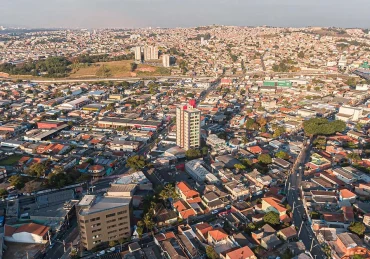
xmin=211 ymin=210 xmax=218 ymax=215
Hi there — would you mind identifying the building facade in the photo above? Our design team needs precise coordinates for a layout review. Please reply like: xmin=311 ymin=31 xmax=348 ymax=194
xmin=176 ymin=104 xmax=201 ymax=151
xmin=77 ymin=195 xmax=131 ymax=250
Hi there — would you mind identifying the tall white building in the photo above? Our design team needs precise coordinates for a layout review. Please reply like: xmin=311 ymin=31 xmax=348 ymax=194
xmin=143 ymin=46 xmax=158 ymax=61
xmin=134 ymin=46 xmax=142 ymax=61
xmin=176 ymin=103 xmax=201 ymax=151
xmin=163 ymin=54 xmax=170 ymax=67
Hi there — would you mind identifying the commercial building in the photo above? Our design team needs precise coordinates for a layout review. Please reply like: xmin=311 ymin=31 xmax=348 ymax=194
xmin=176 ymin=103 xmax=201 ymax=151
xmin=77 ymin=195 xmax=131 ymax=250
xmin=97 ymin=117 xmax=162 ymax=131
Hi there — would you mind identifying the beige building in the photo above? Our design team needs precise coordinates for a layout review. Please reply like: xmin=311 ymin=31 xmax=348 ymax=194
xmin=77 ymin=195 xmax=131 ymax=250
xmin=176 ymin=104 xmax=201 ymax=151
xmin=163 ymin=54 xmax=170 ymax=67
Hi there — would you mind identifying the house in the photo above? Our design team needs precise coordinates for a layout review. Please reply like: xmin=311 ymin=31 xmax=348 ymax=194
xmin=194 ymin=222 xmax=213 ymax=241
xmin=223 ymin=246 xmax=257 ymax=259
xmin=207 ymin=228 xmax=229 ymax=246
xmin=277 ymin=226 xmax=298 ymax=241
xmin=251 ymin=224 xmax=282 ymax=250
xmin=261 ymin=197 xmax=287 ymax=217
xmin=4 ymin=223 xmax=50 ymax=244
xmin=333 ymin=232 xmax=370 ymax=258
xmin=339 ymin=189 xmax=357 ymax=203
xmin=173 ymin=199 xmax=197 ymax=219
xmin=154 ymin=204 xmax=178 ymax=226
xmin=154 ymin=232 xmax=189 ymax=259
xmin=247 ymin=146 xmax=262 ymax=155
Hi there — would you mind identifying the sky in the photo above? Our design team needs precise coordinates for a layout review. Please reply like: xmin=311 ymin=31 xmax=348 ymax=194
xmin=1 ymin=0 xmax=370 ymax=29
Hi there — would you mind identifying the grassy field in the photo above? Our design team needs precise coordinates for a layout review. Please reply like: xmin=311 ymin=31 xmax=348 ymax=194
xmin=69 ymin=60 xmax=170 ymax=79
xmin=0 ymin=154 xmax=23 ymax=166
xmin=10 ymin=60 xmax=171 ymax=80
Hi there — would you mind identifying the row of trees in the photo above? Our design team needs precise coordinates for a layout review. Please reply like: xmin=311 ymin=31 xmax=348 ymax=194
xmin=185 ymin=147 xmax=208 ymax=159
xmin=303 ymin=118 xmax=346 ymax=136
xmin=0 ymin=56 xmax=72 ymax=77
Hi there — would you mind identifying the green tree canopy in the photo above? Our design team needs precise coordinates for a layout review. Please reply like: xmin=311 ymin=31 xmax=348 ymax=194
xmin=0 ymin=188 xmax=8 ymax=198
xmin=273 ymin=126 xmax=285 ymax=138
xmin=26 ymin=162 xmax=48 ymax=177
xmin=126 ymin=155 xmax=147 ymax=170
xmin=234 ymin=164 xmax=246 ymax=171
xmin=263 ymin=211 xmax=280 ymax=226
xmin=185 ymin=149 xmax=201 ymax=159
xmin=206 ymin=246 xmax=218 ymax=259
xmin=258 ymin=154 xmax=272 ymax=164
xmin=9 ymin=175 xmax=25 ymax=190
xmin=349 ymin=221 xmax=365 ymax=236
xmin=303 ymin=118 xmax=346 ymax=136
xmin=276 ymin=150 xmax=289 ymax=160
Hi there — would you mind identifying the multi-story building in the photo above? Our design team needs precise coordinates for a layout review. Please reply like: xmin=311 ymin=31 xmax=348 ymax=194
xmin=176 ymin=103 xmax=201 ymax=150
xmin=134 ymin=46 xmax=142 ymax=61
xmin=163 ymin=54 xmax=170 ymax=67
xmin=77 ymin=195 xmax=131 ymax=250
xmin=143 ymin=46 xmax=158 ymax=61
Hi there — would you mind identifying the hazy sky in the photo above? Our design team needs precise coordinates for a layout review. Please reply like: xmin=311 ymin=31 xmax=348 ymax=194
xmin=1 ymin=0 xmax=370 ymax=29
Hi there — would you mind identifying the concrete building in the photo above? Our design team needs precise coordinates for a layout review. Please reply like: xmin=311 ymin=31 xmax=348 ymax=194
xmin=143 ymin=46 xmax=158 ymax=61
xmin=336 ymin=106 xmax=363 ymax=122
xmin=176 ymin=104 xmax=201 ymax=151
xmin=77 ymin=195 xmax=131 ymax=250
xmin=163 ymin=54 xmax=170 ymax=67
xmin=134 ymin=46 xmax=142 ymax=61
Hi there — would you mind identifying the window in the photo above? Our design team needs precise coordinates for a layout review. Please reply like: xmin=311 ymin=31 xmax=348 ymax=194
xmin=80 ymin=219 xmax=88 ymax=224
xmin=92 ymin=229 xmax=101 ymax=233
xmin=93 ymin=240 xmax=101 ymax=245
xmin=90 ymin=217 xmax=100 ymax=222
xmin=106 ymin=213 xmax=116 ymax=218
xmin=107 ymin=219 xmax=116 ymax=224
xmin=91 ymin=223 xmax=101 ymax=228
xmin=107 ymin=225 xmax=117 ymax=229
xmin=108 ymin=230 xmax=117 ymax=234
xmin=117 ymin=210 xmax=127 ymax=215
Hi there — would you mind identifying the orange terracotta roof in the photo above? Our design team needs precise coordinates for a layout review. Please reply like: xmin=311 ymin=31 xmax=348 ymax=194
xmin=226 ymin=246 xmax=255 ymax=259
xmin=12 ymin=223 xmax=49 ymax=237
xmin=180 ymin=209 xmax=196 ymax=219
xmin=340 ymin=189 xmax=356 ymax=199
xmin=262 ymin=197 xmax=287 ymax=213
xmin=209 ymin=228 xmax=228 ymax=241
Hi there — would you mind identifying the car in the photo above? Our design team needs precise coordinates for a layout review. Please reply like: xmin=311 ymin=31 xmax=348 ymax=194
xmin=211 ymin=210 xmax=218 ymax=215
xmin=297 ymin=197 xmax=301 ymax=201
xmin=225 ymin=205 xmax=231 ymax=210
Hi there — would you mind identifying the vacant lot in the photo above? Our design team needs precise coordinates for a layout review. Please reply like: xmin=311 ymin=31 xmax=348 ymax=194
xmin=0 ymin=154 xmax=23 ymax=166
xmin=69 ymin=60 xmax=170 ymax=78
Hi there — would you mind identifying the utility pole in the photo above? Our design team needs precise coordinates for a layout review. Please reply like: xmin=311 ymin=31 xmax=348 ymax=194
xmin=47 ymin=230 xmax=51 ymax=246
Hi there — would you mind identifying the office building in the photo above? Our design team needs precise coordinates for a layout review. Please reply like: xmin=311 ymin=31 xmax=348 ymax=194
xmin=134 ymin=46 xmax=142 ymax=61
xmin=77 ymin=195 xmax=131 ymax=250
xmin=163 ymin=54 xmax=170 ymax=67
xmin=176 ymin=102 xmax=201 ymax=151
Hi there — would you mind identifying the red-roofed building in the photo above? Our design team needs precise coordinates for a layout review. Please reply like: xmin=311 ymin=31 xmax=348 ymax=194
xmin=247 ymin=146 xmax=263 ymax=154
xmin=207 ymin=228 xmax=229 ymax=245
xmin=261 ymin=197 xmax=287 ymax=217
xmin=4 ymin=223 xmax=50 ymax=244
xmin=224 ymin=246 xmax=257 ymax=259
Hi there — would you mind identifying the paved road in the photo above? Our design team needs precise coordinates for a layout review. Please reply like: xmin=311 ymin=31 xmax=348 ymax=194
xmin=44 ymin=220 xmax=79 ymax=259
xmin=286 ymin=139 xmax=326 ymax=259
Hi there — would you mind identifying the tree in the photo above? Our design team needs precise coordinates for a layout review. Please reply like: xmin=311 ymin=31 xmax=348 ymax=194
xmin=258 ymin=154 xmax=272 ymax=164
xmin=348 ymin=152 xmax=361 ymax=162
xmin=353 ymin=255 xmax=365 ymax=259
xmin=159 ymin=184 xmax=179 ymax=201
xmin=9 ymin=175 xmax=25 ymax=190
xmin=109 ymin=240 xmax=117 ymax=247
xmin=263 ymin=211 xmax=280 ymax=226
xmin=0 ymin=189 xmax=8 ymax=198
xmin=298 ymin=51 xmax=305 ymax=58
xmin=273 ymin=126 xmax=285 ymax=138
xmin=130 ymin=63 xmax=137 ymax=72
xmin=107 ymin=103 xmax=115 ymax=111
xmin=234 ymin=164 xmax=246 ymax=171
xmin=276 ymin=150 xmax=289 ymax=160
xmin=281 ymin=248 xmax=294 ymax=259
xmin=201 ymin=146 xmax=209 ymax=156
xmin=48 ymin=172 xmax=69 ymax=189
xmin=185 ymin=149 xmax=201 ymax=159
xmin=355 ymin=123 xmax=363 ymax=131
xmin=27 ymin=162 xmax=48 ymax=177
xmin=143 ymin=213 xmax=155 ymax=232
xmin=186 ymin=93 xmax=194 ymax=98
xmin=126 ymin=155 xmax=147 ymax=170
xmin=256 ymin=116 xmax=267 ymax=128
xmin=206 ymin=246 xmax=218 ymax=259
xmin=314 ymin=86 xmax=320 ymax=91
xmin=303 ymin=118 xmax=346 ymax=136
xmin=349 ymin=222 xmax=365 ymax=236
xmin=244 ymin=118 xmax=255 ymax=129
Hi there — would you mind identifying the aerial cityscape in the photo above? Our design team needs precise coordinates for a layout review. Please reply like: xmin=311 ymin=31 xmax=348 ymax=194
xmin=0 ymin=3 xmax=370 ymax=259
